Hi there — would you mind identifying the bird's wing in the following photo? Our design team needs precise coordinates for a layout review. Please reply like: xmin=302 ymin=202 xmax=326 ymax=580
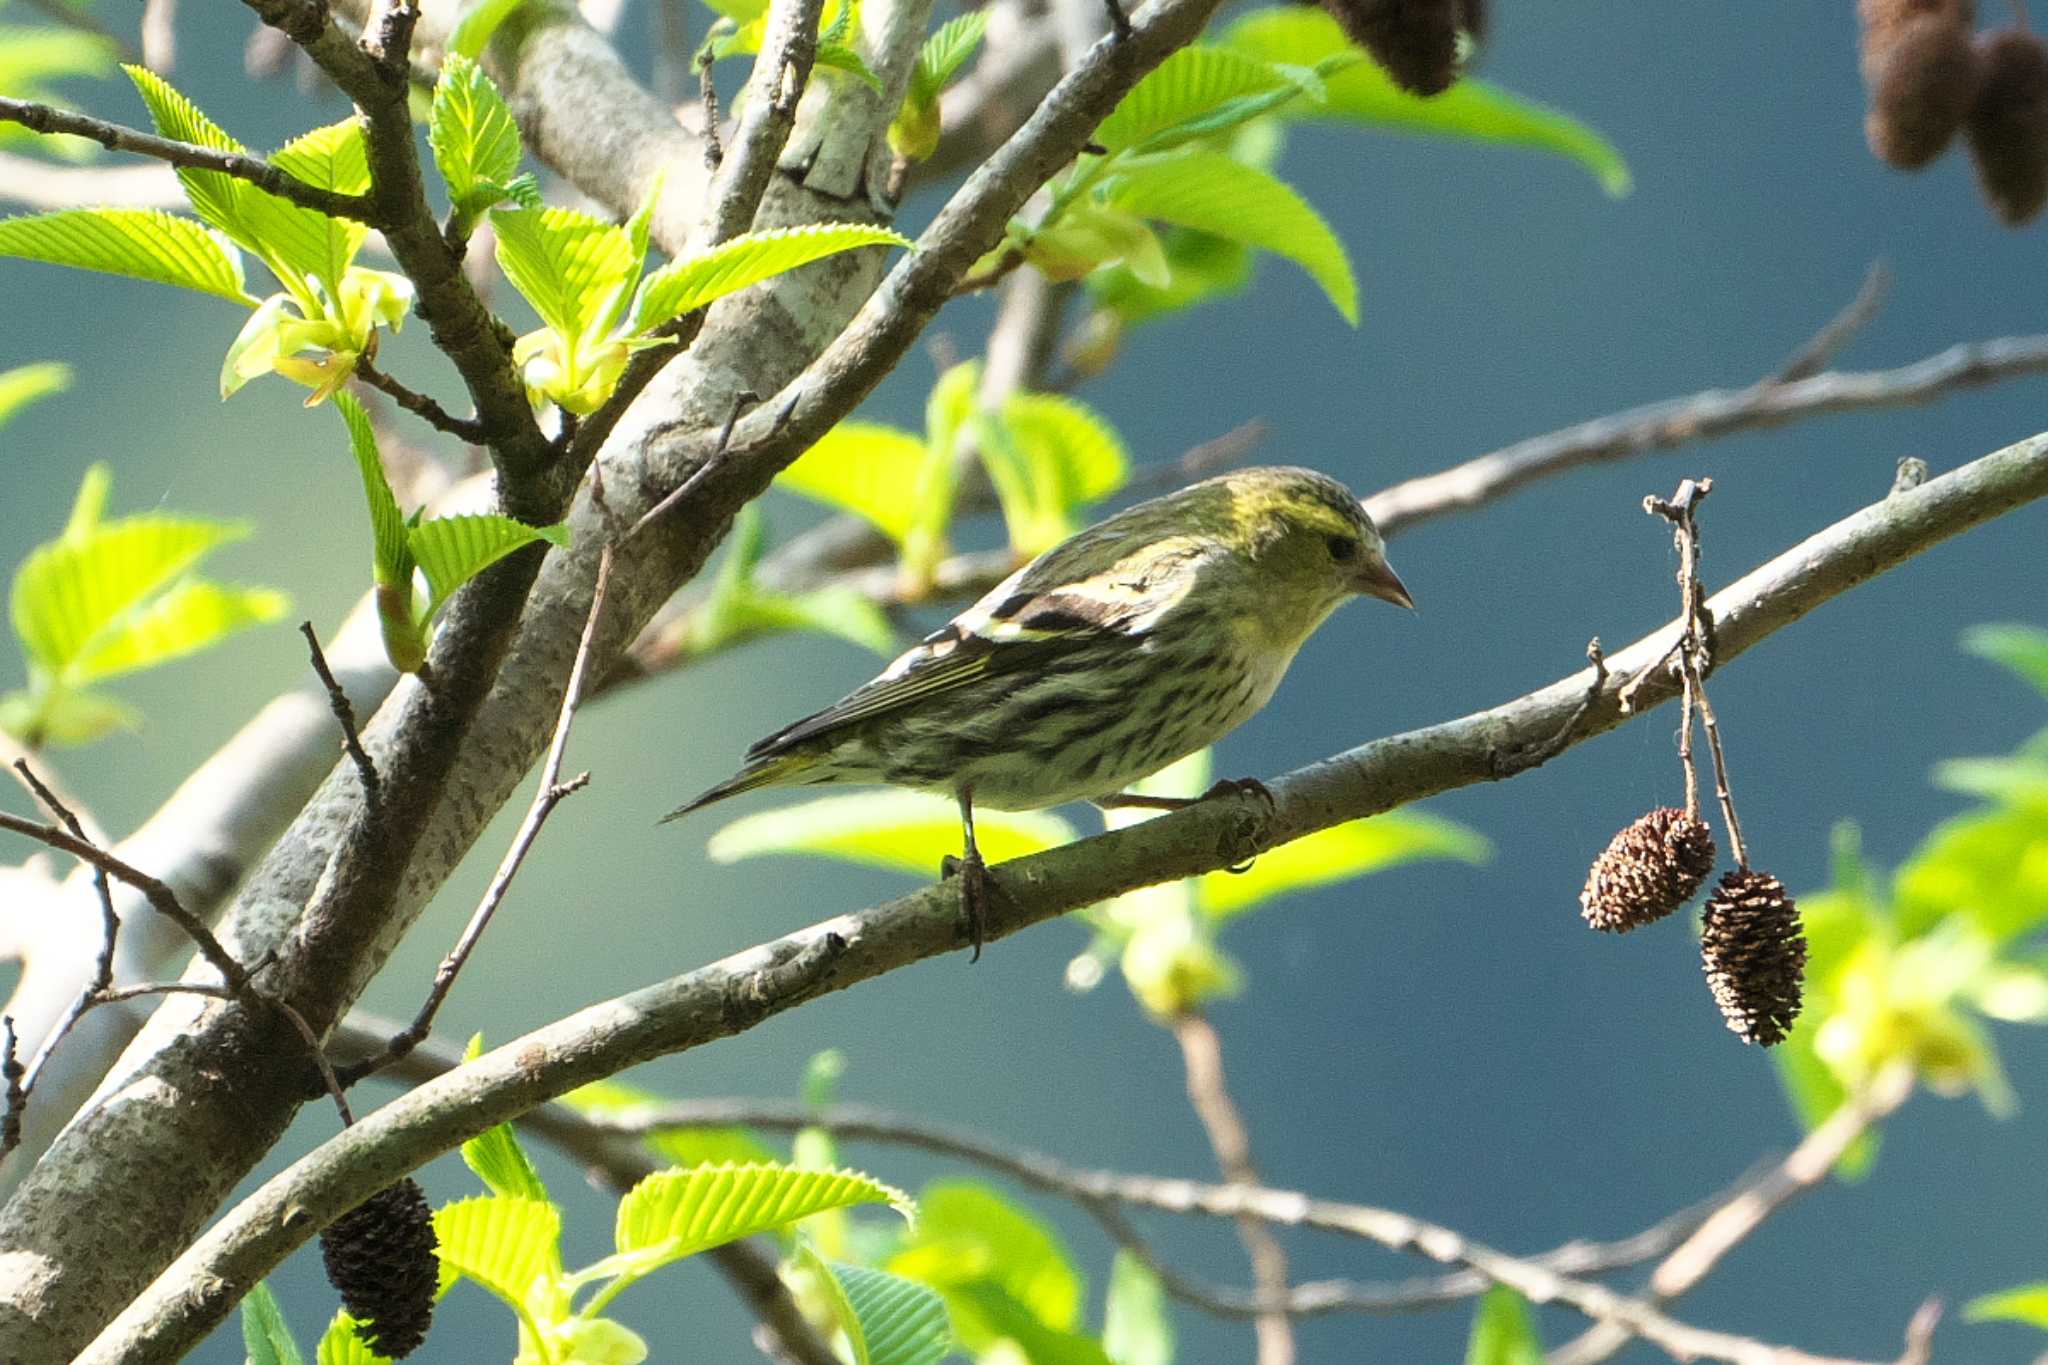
xmin=745 ymin=534 xmax=1210 ymax=759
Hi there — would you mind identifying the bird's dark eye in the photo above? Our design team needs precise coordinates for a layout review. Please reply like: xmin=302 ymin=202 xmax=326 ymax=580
xmin=1326 ymin=535 xmax=1360 ymax=563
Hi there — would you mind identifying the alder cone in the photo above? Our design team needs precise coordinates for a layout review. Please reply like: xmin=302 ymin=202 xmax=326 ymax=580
xmin=1859 ymin=0 xmax=1982 ymax=168
xmin=319 ymin=1177 xmax=439 ymax=1358
xmin=1321 ymin=0 xmax=1461 ymax=96
xmin=1699 ymin=869 xmax=1807 ymax=1047
xmin=1580 ymin=807 xmax=1717 ymax=933
xmin=1966 ymin=27 xmax=2048 ymax=224
xmin=1458 ymin=0 xmax=1490 ymax=46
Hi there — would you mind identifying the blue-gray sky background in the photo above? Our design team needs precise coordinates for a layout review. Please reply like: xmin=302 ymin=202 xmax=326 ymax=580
xmin=2 ymin=2 xmax=2045 ymax=1361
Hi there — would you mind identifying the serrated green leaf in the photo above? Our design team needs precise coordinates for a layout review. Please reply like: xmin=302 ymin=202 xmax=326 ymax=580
xmin=431 ymin=54 xmax=524 ymax=218
xmin=1965 ymin=1283 xmax=2048 ymax=1329
xmin=702 ymin=0 xmax=770 ymax=22
xmin=988 ymin=391 xmax=1129 ymax=555
xmin=409 ymin=513 xmax=569 ymax=620
xmin=464 ymin=1121 xmax=549 ymax=1202
xmin=567 ymin=1080 xmax=783 ymax=1166
xmin=818 ymin=41 xmax=883 ymax=91
xmin=1093 ymin=45 xmax=1298 ymax=154
xmin=602 ymin=1163 xmax=910 ymax=1282
xmin=1102 ymin=1253 xmax=1173 ymax=1365
xmin=1962 ymin=623 xmax=2048 ymax=697
xmin=0 ymin=30 xmax=116 ymax=122
xmin=632 ymin=223 xmax=911 ymax=330
xmin=123 ymin=64 xmax=249 ymax=240
xmin=240 ymin=1282 xmax=306 ymax=1365
xmin=0 ymin=209 xmax=252 ymax=303
xmin=334 ymin=392 xmax=412 ymax=589
xmin=67 ymin=579 xmax=288 ymax=685
xmin=1223 ymin=9 xmax=1631 ymax=196
xmin=1088 ymin=227 xmax=1253 ymax=324
xmin=708 ymin=791 xmax=1075 ymax=874
xmin=911 ymin=12 xmax=987 ymax=102
xmin=433 ymin=1194 xmax=563 ymax=1310
xmin=0 ymin=362 xmax=70 ymax=430
xmin=261 ymin=119 xmax=371 ymax=290
xmin=448 ymin=0 xmax=532 ymax=58
xmin=1103 ymin=150 xmax=1357 ymax=324
xmin=1199 ymin=810 xmax=1490 ymax=920
xmin=776 ymin=421 xmax=935 ymax=545
xmin=491 ymin=204 xmax=638 ymax=343
xmin=1465 ymin=1286 xmax=1542 ymax=1365
xmin=314 ymin=1311 xmax=393 ymax=1365
xmin=808 ymin=1251 xmax=953 ymax=1365
xmin=10 ymin=507 xmax=249 ymax=671
xmin=889 ymin=1182 xmax=1083 ymax=1333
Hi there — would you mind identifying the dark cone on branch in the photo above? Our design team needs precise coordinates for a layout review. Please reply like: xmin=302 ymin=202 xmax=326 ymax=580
xmin=1321 ymin=0 xmax=1462 ymax=95
xmin=1966 ymin=27 xmax=2048 ymax=225
xmin=1580 ymin=807 xmax=1717 ymax=933
xmin=1859 ymin=0 xmax=1982 ymax=169
xmin=319 ymin=1177 xmax=438 ymax=1359
xmin=1700 ymin=869 xmax=1807 ymax=1047
xmin=1457 ymin=0 xmax=1489 ymax=47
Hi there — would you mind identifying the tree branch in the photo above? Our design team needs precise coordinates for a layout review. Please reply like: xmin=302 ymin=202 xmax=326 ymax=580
xmin=78 ymin=431 xmax=2047 ymax=1362
xmin=0 ymin=97 xmax=374 ymax=220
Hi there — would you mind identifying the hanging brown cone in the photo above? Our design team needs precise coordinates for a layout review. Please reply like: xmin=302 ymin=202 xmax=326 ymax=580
xmin=1700 ymin=869 xmax=1807 ymax=1047
xmin=1965 ymin=27 xmax=2048 ymax=224
xmin=319 ymin=1177 xmax=439 ymax=1359
xmin=1580 ymin=807 xmax=1718 ymax=933
xmin=1321 ymin=0 xmax=1462 ymax=96
xmin=1859 ymin=0 xmax=1982 ymax=169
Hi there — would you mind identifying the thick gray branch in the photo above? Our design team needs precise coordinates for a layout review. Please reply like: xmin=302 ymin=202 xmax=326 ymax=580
xmin=79 ymin=433 xmax=2048 ymax=1362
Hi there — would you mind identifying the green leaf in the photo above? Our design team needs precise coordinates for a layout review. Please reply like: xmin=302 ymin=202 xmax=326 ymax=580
xmin=632 ymin=223 xmax=912 ymax=330
xmin=240 ymin=1282 xmax=307 ymax=1365
xmin=491 ymin=204 xmax=638 ymax=343
xmin=433 ymin=1194 xmax=563 ymax=1310
xmin=601 ymin=1163 xmax=910 ymax=1282
xmin=464 ymin=1121 xmax=549 ymax=1202
xmin=0 ymin=209 xmax=253 ymax=303
xmin=0 ymin=686 xmax=138 ymax=746
xmin=1465 ymin=1286 xmax=1542 ymax=1365
xmin=448 ymin=0 xmax=532 ymax=58
xmin=946 ymin=1283 xmax=1114 ymax=1365
xmin=262 ymin=118 xmax=372 ymax=290
xmin=984 ymin=392 xmax=1130 ymax=554
xmin=566 ymin=1079 xmax=783 ymax=1167
xmin=1102 ymin=1253 xmax=1174 ymax=1365
xmin=889 ymin=1182 xmax=1083 ymax=1333
xmin=1093 ymin=44 xmax=1301 ymax=154
xmin=314 ymin=1312 xmax=393 ymax=1365
xmin=1962 ymin=623 xmax=2048 ymax=697
xmin=1199 ymin=811 xmax=1490 ymax=920
xmin=123 ymin=64 xmax=250 ymax=241
xmin=0 ymin=362 xmax=70 ymax=430
xmin=690 ymin=512 xmax=900 ymax=659
xmin=910 ymin=12 xmax=988 ymax=101
xmin=1895 ymin=805 xmax=2048 ymax=946
xmin=1771 ymin=1022 xmax=1878 ymax=1179
xmin=431 ymin=53 xmax=525 ymax=218
xmin=1102 ymin=150 xmax=1358 ymax=324
xmin=707 ymin=792 xmax=1076 ymax=875
xmin=776 ymin=421 xmax=937 ymax=546
xmin=66 ymin=579 xmax=288 ymax=684
xmin=1088 ymin=228 xmax=1254 ymax=324
xmin=801 ymin=1248 xmax=953 ymax=1365
xmin=409 ymin=514 xmax=569 ymax=621
xmin=1223 ymin=9 xmax=1631 ymax=196
xmin=334 ymin=392 xmax=413 ymax=589
xmin=1965 ymin=1283 xmax=2048 ymax=1330
xmin=817 ymin=41 xmax=884 ymax=91
xmin=0 ymin=31 xmax=117 ymax=135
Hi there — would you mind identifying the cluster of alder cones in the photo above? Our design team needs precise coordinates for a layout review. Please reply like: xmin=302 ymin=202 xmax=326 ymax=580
xmin=1317 ymin=0 xmax=1490 ymax=95
xmin=1579 ymin=482 xmax=1809 ymax=1049
xmin=1861 ymin=0 xmax=2048 ymax=224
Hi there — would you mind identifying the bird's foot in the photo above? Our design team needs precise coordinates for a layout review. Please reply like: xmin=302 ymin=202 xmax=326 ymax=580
xmin=1202 ymin=777 xmax=1275 ymax=873
xmin=939 ymin=848 xmax=997 ymax=962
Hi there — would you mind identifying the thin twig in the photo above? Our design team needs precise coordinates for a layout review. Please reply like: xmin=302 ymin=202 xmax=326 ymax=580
xmin=0 ymin=1020 xmax=23 ymax=1154
xmin=1496 ymin=639 xmax=1608 ymax=773
xmin=1774 ymin=261 xmax=1892 ymax=384
xmin=629 ymin=389 xmax=766 ymax=540
xmin=340 ymin=547 xmax=614 ymax=1085
xmin=353 ymin=358 xmax=488 ymax=445
xmin=0 ymin=97 xmax=374 ymax=221
xmin=299 ymin=622 xmax=380 ymax=811
xmin=699 ymin=50 xmax=725 ymax=170
xmin=1171 ymin=1013 xmax=1295 ymax=1365
xmin=703 ymin=0 xmax=824 ymax=243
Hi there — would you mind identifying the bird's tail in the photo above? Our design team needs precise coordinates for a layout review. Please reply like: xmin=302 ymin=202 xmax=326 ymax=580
xmin=659 ymin=751 xmax=820 ymax=824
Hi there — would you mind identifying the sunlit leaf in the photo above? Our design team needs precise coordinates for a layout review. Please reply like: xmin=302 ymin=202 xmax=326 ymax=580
xmin=632 ymin=223 xmax=911 ymax=331
xmin=986 ymin=391 xmax=1130 ymax=554
xmin=0 ymin=30 xmax=116 ymax=147
xmin=0 ymin=362 xmax=70 ymax=430
xmin=66 ymin=579 xmax=287 ymax=684
xmin=1965 ymin=1283 xmax=2048 ymax=1330
xmin=261 ymin=118 xmax=372 ymax=290
xmin=598 ymin=1163 xmax=909 ymax=1283
xmin=409 ymin=513 xmax=570 ymax=620
xmin=802 ymin=1246 xmax=953 ymax=1365
xmin=1199 ymin=811 xmax=1490 ymax=920
xmin=1093 ymin=44 xmax=1301 ymax=154
xmin=775 ymin=422 xmax=935 ymax=545
xmin=0 ymin=686 xmax=138 ymax=746
xmin=890 ymin=1182 xmax=1083 ymax=1333
xmin=433 ymin=1194 xmax=563 ymax=1310
xmin=315 ymin=1311 xmax=393 ymax=1365
xmin=448 ymin=0 xmax=532 ymax=58
xmin=1102 ymin=150 xmax=1357 ymax=323
xmin=464 ymin=1121 xmax=548 ymax=1203
xmin=431 ymin=53 xmax=524 ymax=219
xmin=947 ymin=1283 xmax=1115 ymax=1364
xmin=491 ymin=204 xmax=637 ymax=343
xmin=1894 ymin=805 xmax=2048 ymax=946
xmin=1465 ymin=1286 xmax=1542 ymax=1365
xmin=123 ymin=65 xmax=250 ymax=243
xmin=240 ymin=1282 xmax=307 ymax=1365
xmin=1223 ymin=9 xmax=1631 ymax=196
xmin=1962 ymin=623 xmax=2048 ymax=698
xmin=909 ymin=12 xmax=988 ymax=102
xmin=1102 ymin=1253 xmax=1173 ymax=1365
xmin=0 ymin=209 xmax=252 ymax=304
xmin=707 ymin=791 xmax=1076 ymax=875
xmin=1088 ymin=228 xmax=1254 ymax=325
xmin=334 ymin=392 xmax=412 ymax=589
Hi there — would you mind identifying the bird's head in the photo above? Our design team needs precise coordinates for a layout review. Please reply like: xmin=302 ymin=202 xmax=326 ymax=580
xmin=1211 ymin=466 xmax=1414 ymax=615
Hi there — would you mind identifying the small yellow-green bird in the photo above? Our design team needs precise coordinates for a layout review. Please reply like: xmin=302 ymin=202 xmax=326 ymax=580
xmin=665 ymin=465 xmax=1413 ymax=954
